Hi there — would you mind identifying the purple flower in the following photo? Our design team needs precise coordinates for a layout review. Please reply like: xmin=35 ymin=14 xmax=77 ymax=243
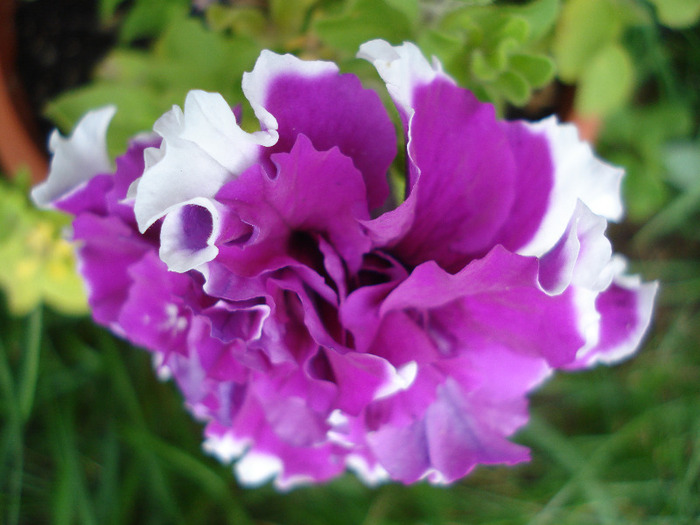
xmin=33 ymin=41 xmax=657 ymax=488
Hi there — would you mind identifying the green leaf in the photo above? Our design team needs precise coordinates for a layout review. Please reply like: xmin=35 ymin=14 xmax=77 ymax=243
xmin=417 ymin=29 xmax=466 ymax=66
xmin=500 ymin=0 xmax=559 ymax=42
xmin=510 ymin=53 xmax=555 ymax=87
xmin=471 ymin=50 xmax=500 ymax=81
xmin=119 ymin=0 xmax=189 ymax=43
xmin=494 ymin=70 xmax=530 ymax=106
xmin=384 ymin=0 xmax=419 ymax=22
xmin=499 ymin=16 xmax=530 ymax=44
xmin=270 ymin=0 xmax=317 ymax=34
xmin=553 ymin=0 xmax=622 ymax=82
xmin=18 ymin=309 xmax=42 ymax=422
xmin=648 ymin=0 xmax=700 ymax=28
xmin=575 ymin=43 xmax=634 ymax=117
xmin=313 ymin=0 xmax=414 ymax=55
xmin=634 ymin=173 xmax=700 ymax=242
xmin=614 ymin=152 xmax=669 ymax=221
xmin=206 ymin=5 xmax=267 ymax=37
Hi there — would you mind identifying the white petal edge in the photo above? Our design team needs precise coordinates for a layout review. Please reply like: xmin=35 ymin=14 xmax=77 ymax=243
xmin=203 ymin=431 xmax=250 ymax=464
xmin=157 ymin=90 xmax=277 ymax=171
xmin=373 ymin=361 xmax=418 ymax=401
xmin=345 ymin=455 xmax=390 ymax=486
xmin=234 ymin=450 xmax=283 ymax=487
xmin=32 ymin=105 xmax=115 ymax=208
xmin=159 ymin=197 xmax=224 ymax=273
xmin=242 ymin=49 xmax=338 ymax=136
xmin=574 ymin=257 xmax=659 ymax=368
xmin=357 ymin=40 xmax=443 ymax=116
xmin=540 ymin=200 xmax=614 ymax=295
xmin=132 ymin=90 xmax=276 ymax=232
xmin=518 ymin=117 xmax=624 ymax=258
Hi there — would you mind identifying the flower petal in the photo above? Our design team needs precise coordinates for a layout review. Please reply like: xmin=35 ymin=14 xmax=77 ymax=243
xmin=133 ymin=90 xmax=275 ymax=232
xmin=570 ymin=261 xmax=658 ymax=368
xmin=159 ymin=198 xmax=223 ymax=272
xmin=361 ymin=41 xmax=517 ymax=271
xmin=243 ymin=49 xmax=396 ymax=210
xmin=539 ymin=201 xmax=614 ymax=294
xmin=32 ymin=106 xmax=115 ymax=208
xmin=381 ymin=247 xmax=587 ymax=367
xmin=215 ymin=134 xmax=371 ymax=275
xmin=517 ymin=117 xmax=624 ymax=257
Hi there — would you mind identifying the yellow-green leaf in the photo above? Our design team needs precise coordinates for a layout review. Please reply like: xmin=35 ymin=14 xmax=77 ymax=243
xmin=553 ymin=0 xmax=622 ymax=82
xmin=575 ymin=43 xmax=634 ymax=117
xmin=648 ymin=0 xmax=700 ymax=28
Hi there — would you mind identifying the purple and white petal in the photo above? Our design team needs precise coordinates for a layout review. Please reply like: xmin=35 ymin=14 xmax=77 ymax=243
xmin=37 ymin=40 xmax=657 ymax=489
xmin=539 ymin=201 xmax=614 ymax=294
xmin=380 ymin=248 xmax=588 ymax=367
xmin=159 ymin=197 xmax=224 ymax=272
xmin=215 ymin=134 xmax=372 ymax=275
xmin=244 ymin=49 xmax=396 ymax=209
xmin=361 ymin=40 xmax=518 ymax=270
xmin=132 ymin=90 xmax=276 ymax=232
xmin=517 ymin=117 xmax=624 ymax=257
xmin=357 ymin=40 xmax=441 ymax=122
xmin=570 ymin=259 xmax=658 ymax=368
xmin=32 ymin=106 xmax=115 ymax=208
xmin=242 ymin=50 xmax=338 ymax=136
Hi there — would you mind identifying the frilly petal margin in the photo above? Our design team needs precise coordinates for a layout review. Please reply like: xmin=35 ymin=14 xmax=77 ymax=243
xmin=132 ymin=90 xmax=275 ymax=234
xmin=516 ymin=117 xmax=624 ymax=258
xmin=359 ymin=41 xmax=520 ymax=270
xmin=359 ymin=41 xmax=624 ymax=269
xmin=569 ymin=260 xmax=659 ymax=369
xmin=243 ymin=49 xmax=396 ymax=210
xmin=159 ymin=197 xmax=224 ymax=273
xmin=32 ymin=106 xmax=115 ymax=208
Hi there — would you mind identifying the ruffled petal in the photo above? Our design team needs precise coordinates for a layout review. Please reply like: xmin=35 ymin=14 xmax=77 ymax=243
xmin=117 ymin=251 xmax=193 ymax=355
xmin=570 ymin=261 xmax=658 ymax=368
xmin=215 ymin=134 xmax=371 ymax=275
xmin=517 ymin=117 xmax=624 ymax=257
xmin=132 ymin=90 xmax=276 ymax=232
xmin=72 ymin=214 xmax=152 ymax=329
xmin=380 ymin=247 xmax=587 ymax=367
xmin=159 ymin=198 xmax=223 ymax=272
xmin=360 ymin=41 xmax=517 ymax=271
xmin=243 ymin=50 xmax=396 ymax=209
xmin=539 ymin=201 xmax=614 ymax=294
xmin=32 ymin=106 xmax=115 ymax=208
xmin=36 ymin=41 xmax=657 ymax=489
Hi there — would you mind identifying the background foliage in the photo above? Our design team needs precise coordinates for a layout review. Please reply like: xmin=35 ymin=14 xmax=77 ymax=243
xmin=2 ymin=0 xmax=700 ymax=523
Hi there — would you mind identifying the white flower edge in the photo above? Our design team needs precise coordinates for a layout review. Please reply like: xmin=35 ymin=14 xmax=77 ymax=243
xmin=159 ymin=197 xmax=224 ymax=273
xmin=131 ymin=90 xmax=276 ymax=233
xmin=518 ymin=117 xmax=624 ymax=258
xmin=357 ymin=40 xmax=444 ymax=117
xmin=574 ymin=258 xmax=659 ymax=368
xmin=32 ymin=105 xmax=115 ymax=208
xmin=242 ymin=49 xmax=339 ymax=136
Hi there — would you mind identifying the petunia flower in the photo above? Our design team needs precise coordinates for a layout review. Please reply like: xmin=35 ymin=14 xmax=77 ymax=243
xmin=33 ymin=40 xmax=657 ymax=488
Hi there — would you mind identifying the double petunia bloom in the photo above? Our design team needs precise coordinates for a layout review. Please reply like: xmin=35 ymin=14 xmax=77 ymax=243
xmin=33 ymin=41 xmax=656 ymax=488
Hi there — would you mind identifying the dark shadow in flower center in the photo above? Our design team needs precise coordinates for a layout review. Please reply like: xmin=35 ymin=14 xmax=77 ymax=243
xmin=287 ymin=230 xmax=341 ymax=295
